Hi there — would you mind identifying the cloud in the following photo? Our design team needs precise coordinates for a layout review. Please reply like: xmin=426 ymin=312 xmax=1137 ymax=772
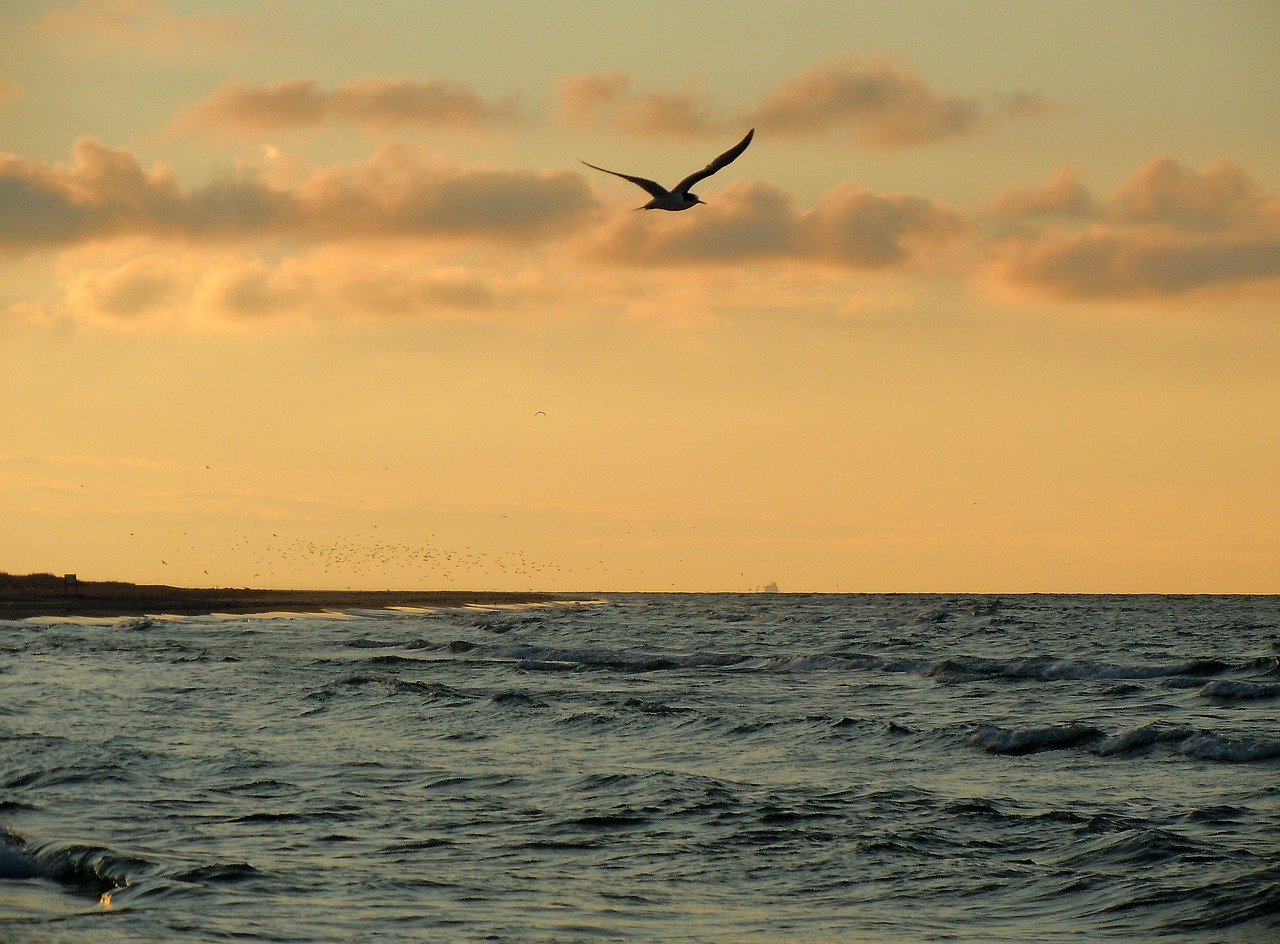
xmin=38 ymin=0 xmax=245 ymax=57
xmin=170 ymin=77 xmax=521 ymax=135
xmin=990 ymin=229 xmax=1280 ymax=302
xmin=559 ymin=71 xmax=724 ymax=136
xmin=0 ymin=137 xmax=182 ymax=247
xmin=294 ymin=143 xmax=595 ymax=240
xmin=0 ymin=75 xmax=19 ymax=107
xmin=753 ymin=57 xmax=1061 ymax=148
xmin=984 ymin=157 xmax=1280 ymax=302
xmin=986 ymin=164 xmax=1095 ymax=221
xmin=1108 ymin=156 xmax=1278 ymax=232
xmin=560 ymin=56 xmax=1058 ymax=148
xmin=749 ymin=56 xmax=987 ymax=147
xmin=0 ymin=138 xmax=597 ymax=252
xmin=64 ymin=252 xmax=188 ymax=319
xmin=46 ymin=247 xmax=559 ymax=327
xmin=583 ymin=178 xmax=965 ymax=269
xmin=806 ymin=183 xmax=968 ymax=267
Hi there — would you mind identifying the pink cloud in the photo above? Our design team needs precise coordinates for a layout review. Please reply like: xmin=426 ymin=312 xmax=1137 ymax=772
xmin=749 ymin=56 xmax=984 ymax=147
xmin=170 ymin=76 xmax=521 ymax=135
xmin=64 ymin=253 xmax=188 ymax=319
xmin=0 ymin=138 xmax=596 ymax=251
xmin=49 ymin=247 xmax=560 ymax=327
xmin=1108 ymin=156 xmax=1278 ymax=232
xmin=560 ymin=57 xmax=1058 ymax=149
xmin=0 ymin=137 xmax=185 ymax=247
xmin=583 ymin=178 xmax=965 ymax=269
xmin=985 ymin=157 xmax=1280 ymax=301
xmin=294 ymin=143 xmax=594 ymax=240
xmin=558 ymin=71 xmax=724 ymax=136
xmin=986 ymin=164 xmax=1095 ymax=221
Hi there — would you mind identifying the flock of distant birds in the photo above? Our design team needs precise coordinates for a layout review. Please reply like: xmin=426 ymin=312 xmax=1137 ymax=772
xmin=238 ymin=531 xmax=563 ymax=585
xmin=146 ymin=527 xmax=565 ymax=588
xmin=146 ymin=526 xmax=771 ymax=591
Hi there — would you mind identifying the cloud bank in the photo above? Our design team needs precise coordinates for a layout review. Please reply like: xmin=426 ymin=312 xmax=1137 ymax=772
xmin=0 ymin=137 xmax=596 ymax=251
xmin=5 ymin=135 xmax=1278 ymax=327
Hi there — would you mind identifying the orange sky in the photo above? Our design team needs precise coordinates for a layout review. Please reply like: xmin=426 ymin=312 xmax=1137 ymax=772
xmin=2 ymin=1 xmax=1278 ymax=592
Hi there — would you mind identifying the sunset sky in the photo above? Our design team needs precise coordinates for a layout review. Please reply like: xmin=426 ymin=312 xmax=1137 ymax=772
xmin=3 ymin=1 xmax=1278 ymax=593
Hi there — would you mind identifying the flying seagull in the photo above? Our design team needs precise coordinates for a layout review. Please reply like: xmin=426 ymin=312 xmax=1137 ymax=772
xmin=582 ymin=128 xmax=754 ymax=211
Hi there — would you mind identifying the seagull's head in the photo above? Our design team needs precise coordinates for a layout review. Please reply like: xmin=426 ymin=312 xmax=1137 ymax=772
xmin=685 ymin=192 xmax=704 ymax=207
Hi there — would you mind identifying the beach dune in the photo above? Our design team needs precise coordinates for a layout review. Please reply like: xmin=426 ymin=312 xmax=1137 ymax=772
xmin=0 ymin=572 xmax=574 ymax=620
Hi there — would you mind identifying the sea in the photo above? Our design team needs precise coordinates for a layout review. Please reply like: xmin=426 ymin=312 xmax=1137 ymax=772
xmin=2 ymin=593 xmax=1278 ymax=943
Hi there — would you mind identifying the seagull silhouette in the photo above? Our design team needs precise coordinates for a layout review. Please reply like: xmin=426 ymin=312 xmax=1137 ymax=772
xmin=582 ymin=129 xmax=754 ymax=211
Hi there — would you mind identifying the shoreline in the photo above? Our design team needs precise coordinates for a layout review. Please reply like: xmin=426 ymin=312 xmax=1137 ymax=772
xmin=0 ymin=576 xmax=589 ymax=620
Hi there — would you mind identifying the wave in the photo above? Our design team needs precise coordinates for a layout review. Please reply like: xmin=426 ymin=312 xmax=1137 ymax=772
xmin=1 ymin=827 xmax=266 ymax=923
xmin=492 ymin=643 xmax=746 ymax=674
xmin=401 ymin=631 xmax=1259 ymax=685
xmin=968 ymin=723 xmax=1103 ymax=755
xmin=968 ymin=721 xmax=1280 ymax=763
xmin=1157 ymin=862 xmax=1280 ymax=933
xmin=1090 ymin=723 xmax=1196 ymax=755
xmin=1197 ymin=679 xmax=1280 ymax=701
xmin=914 ymin=654 xmax=1236 ymax=684
xmin=333 ymin=610 xmax=1275 ymax=699
xmin=1175 ymin=732 xmax=1280 ymax=763
xmin=0 ymin=830 xmax=138 ymax=897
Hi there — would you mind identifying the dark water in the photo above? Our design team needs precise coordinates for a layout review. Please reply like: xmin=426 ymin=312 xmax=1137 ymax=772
xmin=3 ymin=594 xmax=1279 ymax=942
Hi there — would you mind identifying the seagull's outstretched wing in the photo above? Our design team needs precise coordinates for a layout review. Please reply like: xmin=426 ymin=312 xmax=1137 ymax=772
xmin=580 ymin=162 xmax=669 ymax=199
xmin=673 ymin=128 xmax=754 ymax=194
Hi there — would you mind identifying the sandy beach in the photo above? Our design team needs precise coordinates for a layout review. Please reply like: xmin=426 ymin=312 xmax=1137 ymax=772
xmin=0 ymin=573 xmax=580 ymax=620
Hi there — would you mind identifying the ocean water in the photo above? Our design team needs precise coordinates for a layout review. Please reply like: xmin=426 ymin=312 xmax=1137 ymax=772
xmin=2 ymin=594 xmax=1278 ymax=943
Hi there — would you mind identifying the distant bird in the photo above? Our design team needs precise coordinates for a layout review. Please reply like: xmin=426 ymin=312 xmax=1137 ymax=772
xmin=582 ymin=128 xmax=754 ymax=211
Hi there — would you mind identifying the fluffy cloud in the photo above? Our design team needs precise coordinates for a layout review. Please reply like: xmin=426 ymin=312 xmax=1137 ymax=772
xmin=991 ymin=230 xmax=1280 ymax=302
xmin=750 ymin=56 xmax=978 ymax=147
xmin=985 ymin=157 xmax=1280 ymax=301
xmin=758 ymin=57 xmax=1059 ymax=148
xmin=63 ymin=252 xmax=189 ymax=319
xmin=38 ymin=0 xmax=245 ymax=57
xmin=1108 ymin=156 xmax=1278 ymax=232
xmin=560 ymin=56 xmax=1057 ymax=148
xmin=0 ymin=137 xmax=186 ymax=247
xmin=0 ymin=138 xmax=597 ymax=251
xmin=986 ymin=164 xmax=1094 ymax=221
xmin=45 ymin=246 xmax=561 ymax=327
xmin=171 ymin=77 xmax=520 ymax=134
xmin=584 ymin=178 xmax=965 ymax=269
xmin=295 ymin=143 xmax=594 ymax=240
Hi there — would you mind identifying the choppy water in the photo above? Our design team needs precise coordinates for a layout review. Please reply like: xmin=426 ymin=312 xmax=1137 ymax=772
xmin=3 ymin=594 xmax=1279 ymax=943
